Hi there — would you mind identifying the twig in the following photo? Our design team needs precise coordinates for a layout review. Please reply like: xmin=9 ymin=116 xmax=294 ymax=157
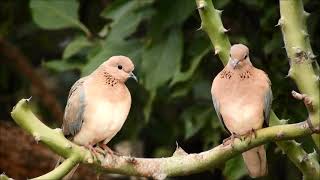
xmin=10 ymin=98 xmax=320 ymax=179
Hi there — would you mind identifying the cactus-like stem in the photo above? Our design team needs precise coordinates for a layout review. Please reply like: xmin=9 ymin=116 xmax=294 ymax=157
xmin=10 ymin=99 xmax=319 ymax=179
xmin=195 ymin=0 xmax=319 ymax=177
xmin=269 ymin=112 xmax=320 ymax=179
xmin=195 ymin=0 xmax=231 ymax=65
xmin=279 ymin=0 xmax=320 ymax=149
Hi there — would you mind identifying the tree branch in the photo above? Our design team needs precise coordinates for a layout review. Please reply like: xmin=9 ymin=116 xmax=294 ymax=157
xmin=278 ymin=0 xmax=320 ymax=149
xmin=10 ymin=98 xmax=319 ymax=179
xmin=195 ymin=0 xmax=320 ymax=178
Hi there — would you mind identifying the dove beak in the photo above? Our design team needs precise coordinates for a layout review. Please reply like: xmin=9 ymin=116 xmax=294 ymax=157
xmin=129 ymin=72 xmax=138 ymax=82
xmin=231 ymin=59 xmax=240 ymax=69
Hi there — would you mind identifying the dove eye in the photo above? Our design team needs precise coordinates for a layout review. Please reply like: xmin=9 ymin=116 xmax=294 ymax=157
xmin=117 ymin=65 xmax=123 ymax=70
xmin=244 ymin=55 xmax=248 ymax=59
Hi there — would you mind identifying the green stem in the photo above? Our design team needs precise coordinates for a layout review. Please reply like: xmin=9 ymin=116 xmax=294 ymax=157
xmin=33 ymin=155 xmax=80 ymax=180
xmin=10 ymin=99 xmax=319 ymax=179
xmin=269 ymin=112 xmax=320 ymax=180
xmin=195 ymin=0 xmax=231 ymax=65
xmin=279 ymin=0 xmax=320 ymax=150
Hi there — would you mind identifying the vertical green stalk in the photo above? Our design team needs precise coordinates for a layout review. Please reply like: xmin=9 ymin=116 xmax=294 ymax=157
xmin=195 ymin=0 xmax=231 ymax=65
xmin=279 ymin=0 xmax=320 ymax=149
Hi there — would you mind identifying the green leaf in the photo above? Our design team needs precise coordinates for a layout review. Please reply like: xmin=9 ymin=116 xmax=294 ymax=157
xmin=100 ymin=0 xmax=153 ymax=22
xmin=63 ymin=36 xmax=92 ymax=59
xmin=170 ymin=44 xmax=211 ymax=86
xmin=223 ymin=154 xmax=247 ymax=180
xmin=43 ymin=60 xmax=83 ymax=72
xmin=150 ymin=0 xmax=195 ymax=36
xmin=99 ymin=1 xmax=154 ymax=40
xmin=141 ymin=28 xmax=183 ymax=91
xmin=182 ymin=106 xmax=212 ymax=139
xmin=29 ymin=0 xmax=90 ymax=36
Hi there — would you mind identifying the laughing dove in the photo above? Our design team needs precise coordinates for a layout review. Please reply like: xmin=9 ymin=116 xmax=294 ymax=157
xmin=61 ymin=56 xmax=137 ymax=179
xmin=211 ymin=44 xmax=272 ymax=178
xmin=63 ymin=55 xmax=137 ymax=147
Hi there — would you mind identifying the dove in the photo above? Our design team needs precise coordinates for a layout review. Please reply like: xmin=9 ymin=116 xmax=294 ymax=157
xmin=60 ymin=55 xmax=137 ymax=179
xmin=211 ymin=44 xmax=272 ymax=178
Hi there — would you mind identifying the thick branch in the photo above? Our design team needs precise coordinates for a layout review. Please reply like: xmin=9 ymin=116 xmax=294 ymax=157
xmin=195 ymin=0 xmax=319 ymax=178
xmin=10 ymin=99 xmax=319 ymax=179
xmin=279 ymin=0 xmax=320 ymax=149
xmin=269 ymin=112 xmax=320 ymax=180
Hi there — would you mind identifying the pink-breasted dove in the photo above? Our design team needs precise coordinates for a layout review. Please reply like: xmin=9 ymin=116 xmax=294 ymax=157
xmin=61 ymin=55 xmax=137 ymax=179
xmin=211 ymin=44 xmax=272 ymax=178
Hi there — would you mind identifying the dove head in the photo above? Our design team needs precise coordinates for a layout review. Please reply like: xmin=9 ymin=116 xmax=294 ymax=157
xmin=99 ymin=55 xmax=137 ymax=83
xmin=229 ymin=44 xmax=252 ymax=69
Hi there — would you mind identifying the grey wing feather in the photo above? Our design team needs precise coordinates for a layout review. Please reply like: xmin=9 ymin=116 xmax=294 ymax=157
xmin=263 ymin=87 xmax=273 ymax=125
xmin=212 ymin=93 xmax=230 ymax=134
xmin=62 ymin=77 xmax=87 ymax=136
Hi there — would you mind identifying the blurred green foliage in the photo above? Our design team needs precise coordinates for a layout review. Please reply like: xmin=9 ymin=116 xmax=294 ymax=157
xmin=1 ymin=0 xmax=319 ymax=179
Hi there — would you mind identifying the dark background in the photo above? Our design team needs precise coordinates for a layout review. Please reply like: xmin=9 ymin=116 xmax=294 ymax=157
xmin=1 ymin=0 xmax=319 ymax=179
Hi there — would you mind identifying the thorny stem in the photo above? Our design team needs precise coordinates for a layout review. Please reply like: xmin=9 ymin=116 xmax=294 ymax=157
xmin=10 ymin=99 xmax=318 ymax=179
xmin=279 ymin=0 xmax=320 ymax=149
xmin=195 ymin=0 xmax=231 ymax=65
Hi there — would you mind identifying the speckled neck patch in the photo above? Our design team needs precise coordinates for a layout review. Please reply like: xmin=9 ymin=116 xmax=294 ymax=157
xmin=239 ymin=70 xmax=252 ymax=80
xmin=220 ymin=70 xmax=233 ymax=79
xmin=103 ymin=72 xmax=118 ymax=87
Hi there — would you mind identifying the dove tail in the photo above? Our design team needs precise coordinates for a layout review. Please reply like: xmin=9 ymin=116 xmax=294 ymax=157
xmin=55 ymin=157 xmax=79 ymax=180
xmin=242 ymin=145 xmax=268 ymax=178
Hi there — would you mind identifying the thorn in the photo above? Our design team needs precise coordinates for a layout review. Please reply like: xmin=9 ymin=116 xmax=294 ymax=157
xmin=87 ymin=158 xmax=93 ymax=164
xmin=279 ymin=119 xmax=289 ymax=125
xmin=215 ymin=9 xmax=223 ymax=15
xmin=33 ymin=132 xmax=41 ymax=143
xmin=276 ymin=131 xmax=285 ymax=139
xmin=65 ymin=143 xmax=72 ymax=149
xmin=303 ymin=11 xmax=310 ymax=17
xmin=285 ymin=69 xmax=293 ymax=78
xmin=196 ymin=24 xmax=203 ymax=31
xmin=293 ymin=141 xmax=301 ymax=146
xmin=214 ymin=47 xmax=221 ymax=55
xmin=308 ymin=52 xmax=317 ymax=59
xmin=308 ymin=149 xmax=318 ymax=159
xmin=173 ymin=142 xmax=188 ymax=156
xmin=299 ymin=154 xmax=309 ymax=163
xmin=54 ymin=128 xmax=63 ymax=135
xmin=292 ymin=46 xmax=302 ymax=54
xmin=301 ymin=30 xmax=309 ymax=37
xmin=197 ymin=0 xmax=206 ymax=10
xmin=275 ymin=18 xmax=284 ymax=27
xmin=26 ymin=96 xmax=32 ymax=102
xmin=220 ymin=27 xmax=230 ymax=33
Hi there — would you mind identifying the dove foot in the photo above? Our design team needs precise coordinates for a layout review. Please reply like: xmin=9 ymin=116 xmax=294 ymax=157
xmin=222 ymin=132 xmax=241 ymax=146
xmin=98 ymin=142 xmax=121 ymax=156
xmin=85 ymin=144 xmax=104 ymax=160
xmin=243 ymin=128 xmax=257 ymax=144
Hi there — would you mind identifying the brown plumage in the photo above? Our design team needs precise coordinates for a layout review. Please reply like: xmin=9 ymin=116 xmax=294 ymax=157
xmin=211 ymin=44 xmax=272 ymax=178
xmin=60 ymin=55 xmax=137 ymax=179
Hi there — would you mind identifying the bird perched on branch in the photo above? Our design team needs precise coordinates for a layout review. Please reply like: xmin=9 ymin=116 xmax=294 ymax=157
xmin=211 ymin=44 xmax=272 ymax=178
xmin=60 ymin=55 xmax=137 ymax=179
